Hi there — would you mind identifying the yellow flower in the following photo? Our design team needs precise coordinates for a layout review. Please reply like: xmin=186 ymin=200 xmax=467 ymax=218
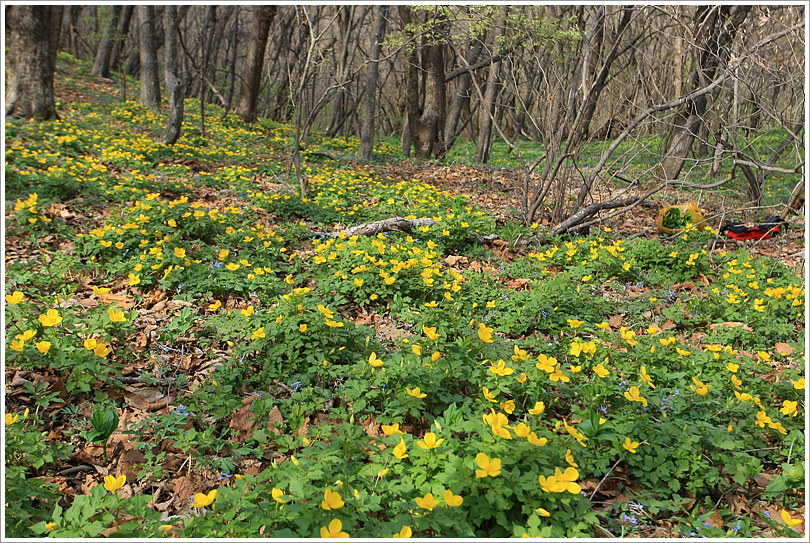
xmin=392 ymin=526 xmax=412 ymax=538
xmin=676 ymin=347 xmax=691 ymax=356
xmin=382 ymin=423 xmax=404 ymax=436
xmin=593 ymin=364 xmax=610 ymax=378
xmin=563 ymin=419 xmax=588 ymax=447
xmin=84 ymin=338 xmax=98 ymax=351
xmin=567 ymin=319 xmax=583 ymax=328
xmin=517 ymin=372 xmax=527 ymax=383
xmin=218 ymin=249 xmax=229 ymax=260
xmin=475 ymin=452 xmax=502 ymax=478
xmin=780 ymin=401 xmax=798 ymax=417
xmin=528 ymin=432 xmax=548 ymax=447
xmin=39 ymin=309 xmax=63 ymax=327
xmin=725 ymin=362 xmax=739 ymax=373
xmin=5 ymin=291 xmax=24 ymax=304
xmin=623 ymin=437 xmax=639 ymax=454
xmin=271 ymin=488 xmax=285 ymax=503
xmin=624 ymin=386 xmax=648 ymax=407
xmin=393 ymin=439 xmax=408 ymax=459
xmin=321 ymin=488 xmax=344 ymax=510
xmin=354 ymin=278 xmax=364 ymax=287
xmin=411 ymin=345 xmax=422 ymax=356
xmin=406 ymin=387 xmax=427 ymax=398
xmin=240 ymin=306 xmax=255 ymax=317
xmin=94 ymin=343 xmax=110 ymax=357
xmin=690 ymin=376 xmax=711 ymax=396
xmin=595 ymin=321 xmax=610 ymax=330
xmin=320 ymin=518 xmax=349 ymax=538
xmin=565 ymin=448 xmax=578 ymax=467
xmin=208 ymin=300 xmax=222 ymax=311
xmin=225 ymin=263 xmax=240 ymax=271
xmin=251 ymin=327 xmax=266 ymax=340
xmin=500 ymin=400 xmax=515 ymax=414
xmin=482 ymin=387 xmax=497 ymax=402
xmin=104 ymin=474 xmax=127 ymax=492
xmin=173 ymin=247 xmax=186 ymax=258
xmin=510 ymin=422 xmax=531 ymax=438
xmin=6 ymin=413 xmax=20 ymax=425
xmin=646 ymin=325 xmax=659 ymax=335
xmin=731 ymin=375 xmax=742 ymax=389
xmin=780 ymin=509 xmax=803 ymax=528
xmin=536 ymin=354 xmax=557 ymax=372
xmin=417 ymin=432 xmax=444 ymax=450
xmin=36 ymin=341 xmax=51 ymax=354
xmin=792 ymin=377 xmax=805 ymax=390
xmin=528 ymin=401 xmax=545 ymax=415
xmin=128 ymin=273 xmax=140 ymax=286
xmin=536 ymin=508 xmax=551 ymax=517
xmin=490 ymin=359 xmax=514 ymax=377
xmin=191 ymin=489 xmax=217 ymax=507
xmin=299 ymin=323 xmax=307 ymax=332
xmin=539 ymin=467 xmax=581 ymax=494
xmin=754 ymin=410 xmax=772 ymax=428
xmin=477 ymin=322 xmax=494 ymax=343
xmin=549 ymin=364 xmax=570 ymax=383
xmin=107 ymin=308 xmax=126 ymax=323
xmin=757 ymin=351 xmax=771 ymax=362
xmin=92 ymin=286 xmax=111 ymax=296
xmin=45 ymin=523 xmax=58 ymax=530
xmin=431 ymin=351 xmax=441 ymax=362
xmin=639 ymin=366 xmax=656 ymax=389
xmin=444 ymin=489 xmax=463 ymax=507
xmin=423 ymin=325 xmax=439 ymax=340
xmin=415 ymin=492 xmax=440 ymax=511
xmin=368 ymin=352 xmax=384 ymax=368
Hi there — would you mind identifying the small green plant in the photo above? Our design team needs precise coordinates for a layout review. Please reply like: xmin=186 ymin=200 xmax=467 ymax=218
xmin=83 ymin=405 xmax=119 ymax=463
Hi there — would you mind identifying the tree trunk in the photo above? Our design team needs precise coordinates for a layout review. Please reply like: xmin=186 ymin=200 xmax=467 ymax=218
xmin=655 ymin=5 xmax=750 ymax=181
xmin=445 ymin=37 xmax=485 ymax=150
xmin=399 ymin=6 xmax=447 ymax=160
xmin=359 ymin=6 xmax=388 ymax=160
xmin=474 ymin=20 xmax=507 ymax=164
xmin=110 ymin=5 xmax=134 ymax=71
xmin=236 ymin=6 xmax=277 ymax=124
xmin=91 ymin=5 xmax=121 ymax=78
xmin=158 ymin=6 xmax=183 ymax=145
xmin=5 ymin=5 xmax=60 ymax=120
xmin=138 ymin=5 xmax=161 ymax=111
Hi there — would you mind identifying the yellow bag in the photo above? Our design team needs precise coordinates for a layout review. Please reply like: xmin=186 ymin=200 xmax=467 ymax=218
xmin=656 ymin=202 xmax=707 ymax=235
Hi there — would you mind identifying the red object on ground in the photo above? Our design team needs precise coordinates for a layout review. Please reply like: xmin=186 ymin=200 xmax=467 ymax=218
xmin=720 ymin=217 xmax=788 ymax=241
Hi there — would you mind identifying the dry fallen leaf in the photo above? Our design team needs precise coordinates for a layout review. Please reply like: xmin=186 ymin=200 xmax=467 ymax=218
xmin=774 ymin=342 xmax=794 ymax=356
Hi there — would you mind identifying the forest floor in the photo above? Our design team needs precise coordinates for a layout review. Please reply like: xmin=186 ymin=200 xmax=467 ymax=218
xmin=3 ymin=53 xmax=806 ymax=539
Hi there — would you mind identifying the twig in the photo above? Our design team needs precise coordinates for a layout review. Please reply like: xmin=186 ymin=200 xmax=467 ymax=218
xmin=272 ymin=379 xmax=295 ymax=394
xmin=589 ymin=458 xmax=622 ymax=500
xmin=58 ymin=465 xmax=94 ymax=476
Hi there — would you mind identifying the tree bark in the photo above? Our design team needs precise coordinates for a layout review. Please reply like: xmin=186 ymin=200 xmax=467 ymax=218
xmin=655 ymin=5 xmax=751 ymax=181
xmin=399 ymin=6 xmax=447 ymax=160
xmin=5 ymin=5 xmax=60 ymax=120
xmin=158 ymin=6 xmax=183 ymax=145
xmin=91 ymin=5 xmax=121 ymax=78
xmin=474 ymin=16 xmax=508 ymax=164
xmin=236 ymin=5 xmax=277 ymax=124
xmin=137 ymin=5 xmax=161 ymax=111
xmin=359 ymin=6 xmax=388 ymax=160
xmin=444 ymin=37 xmax=484 ymax=149
xmin=110 ymin=5 xmax=134 ymax=71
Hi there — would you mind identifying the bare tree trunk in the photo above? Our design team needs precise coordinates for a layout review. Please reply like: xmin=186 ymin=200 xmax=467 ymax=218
xmin=110 ymin=5 xmax=134 ymax=71
xmin=236 ymin=5 xmax=277 ymax=124
xmin=158 ymin=6 xmax=183 ymax=145
xmin=359 ymin=6 xmax=388 ymax=160
xmin=5 ymin=5 xmax=60 ymax=120
xmin=91 ymin=5 xmax=121 ymax=78
xmin=444 ymin=36 xmax=485 ymax=149
xmin=474 ymin=16 xmax=507 ymax=164
xmin=138 ymin=5 xmax=161 ymax=111
xmin=399 ymin=6 xmax=447 ymax=160
xmin=655 ymin=5 xmax=750 ymax=181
